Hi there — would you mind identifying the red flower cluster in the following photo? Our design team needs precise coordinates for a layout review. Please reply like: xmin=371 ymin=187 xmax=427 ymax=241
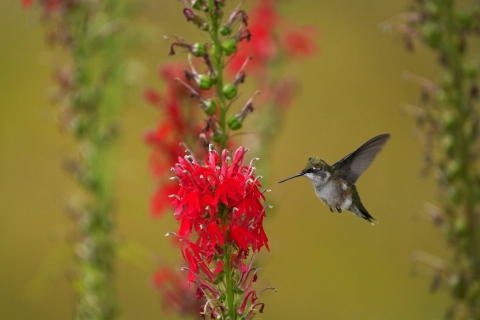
xmin=144 ymin=63 xmax=206 ymax=218
xmin=171 ymin=146 xmax=268 ymax=276
xmin=229 ymin=0 xmax=318 ymax=76
xmin=168 ymin=145 xmax=271 ymax=317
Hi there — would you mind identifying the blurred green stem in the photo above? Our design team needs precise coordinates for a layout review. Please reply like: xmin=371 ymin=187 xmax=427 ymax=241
xmin=63 ymin=1 xmax=128 ymax=319
xmin=441 ymin=1 xmax=480 ymax=315
xmin=398 ymin=0 xmax=480 ymax=317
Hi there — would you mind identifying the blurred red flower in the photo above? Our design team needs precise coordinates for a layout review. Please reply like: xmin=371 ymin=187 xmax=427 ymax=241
xmin=152 ymin=267 xmax=203 ymax=316
xmin=144 ymin=63 xmax=206 ymax=218
xmin=228 ymin=0 xmax=318 ymax=76
xmin=22 ymin=0 xmax=69 ymax=13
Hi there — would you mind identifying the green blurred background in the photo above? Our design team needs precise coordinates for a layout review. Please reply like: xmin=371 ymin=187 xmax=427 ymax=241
xmin=1 ymin=0 xmax=451 ymax=319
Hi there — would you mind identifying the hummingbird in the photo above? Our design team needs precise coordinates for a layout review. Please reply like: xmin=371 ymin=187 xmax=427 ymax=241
xmin=278 ymin=134 xmax=391 ymax=224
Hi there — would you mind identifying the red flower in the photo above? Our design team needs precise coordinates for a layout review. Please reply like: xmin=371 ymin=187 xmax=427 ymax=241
xmin=170 ymin=146 xmax=268 ymax=281
xmin=143 ymin=88 xmax=162 ymax=105
xmin=228 ymin=0 xmax=279 ymax=75
xmin=152 ymin=267 xmax=203 ymax=316
xmin=145 ymin=62 xmax=206 ymax=218
xmin=22 ymin=0 xmax=33 ymax=8
xmin=228 ymin=0 xmax=318 ymax=77
xmin=281 ymin=26 xmax=319 ymax=58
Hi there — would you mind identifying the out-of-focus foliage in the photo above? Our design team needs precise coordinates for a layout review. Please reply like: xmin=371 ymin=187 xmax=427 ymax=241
xmin=383 ymin=0 xmax=480 ymax=318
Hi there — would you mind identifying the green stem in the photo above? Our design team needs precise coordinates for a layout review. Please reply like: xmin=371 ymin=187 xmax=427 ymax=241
xmin=208 ymin=4 xmax=235 ymax=319
xmin=209 ymin=6 xmax=228 ymax=150
xmin=224 ymin=246 xmax=236 ymax=320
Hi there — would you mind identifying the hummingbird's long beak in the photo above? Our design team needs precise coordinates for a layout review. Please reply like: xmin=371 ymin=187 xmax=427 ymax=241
xmin=278 ymin=172 xmax=304 ymax=183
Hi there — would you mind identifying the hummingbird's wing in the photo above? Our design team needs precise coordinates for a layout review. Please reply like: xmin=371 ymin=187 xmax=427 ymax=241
xmin=333 ymin=134 xmax=390 ymax=184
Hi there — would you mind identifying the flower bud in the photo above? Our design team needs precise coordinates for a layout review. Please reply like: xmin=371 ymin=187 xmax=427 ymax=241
xmin=220 ymin=25 xmax=232 ymax=36
xmin=453 ymin=218 xmax=468 ymax=237
xmin=227 ymin=114 xmax=242 ymax=130
xmin=71 ymin=117 xmax=90 ymax=137
xmin=191 ymin=0 xmax=203 ymax=10
xmin=421 ymin=23 xmax=441 ymax=48
xmin=441 ymin=135 xmax=454 ymax=154
xmin=221 ymin=39 xmax=237 ymax=56
xmin=202 ymin=99 xmax=216 ymax=115
xmin=463 ymin=62 xmax=478 ymax=79
xmin=192 ymin=43 xmax=206 ymax=57
xmin=425 ymin=2 xmax=439 ymax=18
xmin=450 ymin=274 xmax=467 ymax=299
xmin=440 ymin=110 xmax=458 ymax=131
xmin=198 ymin=74 xmax=214 ymax=90
xmin=436 ymin=90 xmax=448 ymax=104
xmin=457 ymin=10 xmax=473 ymax=30
xmin=446 ymin=160 xmax=461 ymax=182
xmin=448 ymin=186 xmax=461 ymax=205
xmin=223 ymin=83 xmax=237 ymax=100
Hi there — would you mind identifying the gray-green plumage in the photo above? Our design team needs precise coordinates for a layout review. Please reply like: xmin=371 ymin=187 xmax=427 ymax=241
xmin=279 ymin=134 xmax=391 ymax=224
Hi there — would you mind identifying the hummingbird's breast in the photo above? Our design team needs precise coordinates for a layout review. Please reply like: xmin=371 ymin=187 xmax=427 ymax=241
xmin=314 ymin=179 xmax=352 ymax=210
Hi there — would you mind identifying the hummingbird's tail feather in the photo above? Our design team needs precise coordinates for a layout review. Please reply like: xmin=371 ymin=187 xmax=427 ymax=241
xmin=350 ymin=206 xmax=377 ymax=225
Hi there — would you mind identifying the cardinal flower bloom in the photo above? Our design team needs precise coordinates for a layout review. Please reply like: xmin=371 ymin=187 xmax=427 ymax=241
xmin=167 ymin=145 xmax=271 ymax=318
xmin=172 ymin=145 xmax=268 ymax=268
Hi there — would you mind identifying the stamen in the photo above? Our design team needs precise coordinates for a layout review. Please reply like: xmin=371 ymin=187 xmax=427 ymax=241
xmin=251 ymin=175 xmax=263 ymax=183
xmin=249 ymin=157 xmax=259 ymax=167
xmin=259 ymin=286 xmax=277 ymax=296
xmin=164 ymin=34 xmax=187 ymax=42
xmin=165 ymin=231 xmax=179 ymax=237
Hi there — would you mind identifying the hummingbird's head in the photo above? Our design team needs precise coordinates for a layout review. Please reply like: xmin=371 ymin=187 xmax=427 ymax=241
xmin=301 ymin=157 xmax=330 ymax=186
xmin=278 ymin=157 xmax=330 ymax=186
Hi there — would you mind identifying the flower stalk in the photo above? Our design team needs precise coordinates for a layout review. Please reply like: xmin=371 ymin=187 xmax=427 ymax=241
xmin=23 ymin=0 xmax=130 ymax=319
xmin=147 ymin=1 xmax=317 ymax=318
xmin=385 ymin=0 xmax=480 ymax=317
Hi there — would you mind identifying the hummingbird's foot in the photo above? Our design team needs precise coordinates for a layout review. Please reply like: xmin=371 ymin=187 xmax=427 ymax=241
xmin=328 ymin=206 xmax=335 ymax=212
xmin=336 ymin=207 xmax=342 ymax=213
